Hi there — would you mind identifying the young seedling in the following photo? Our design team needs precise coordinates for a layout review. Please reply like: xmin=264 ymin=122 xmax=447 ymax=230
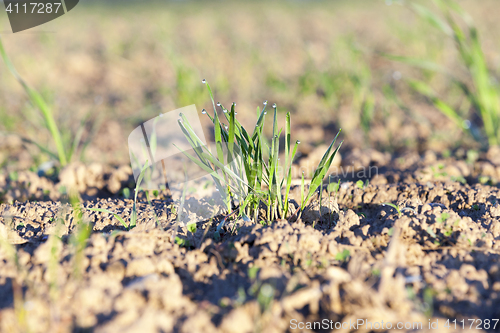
xmin=177 ymin=80 xmax=342 ymax=224
xmin=436 ymin=212 xmax=450 ymax=223
xmin=382 ymin=202 xmax=417 ymax=218
xmin=335 ymin=249 xmax=351 ymax=262
xmin=187 ymin=222 xmax=197 ymax=234
xmin=443 ymin=225 xmax=454 ymax=237
xmin=257 ymin=284 xmax=275 ymax=313
xmin=175 ymin=236 xmax=190 ymax=248
xmin=425 ymin=227 xmax=440 ymax=246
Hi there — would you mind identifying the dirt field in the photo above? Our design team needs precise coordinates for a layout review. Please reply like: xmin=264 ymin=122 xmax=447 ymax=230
xmin=1 ymin=147 xmax=500 ymax=332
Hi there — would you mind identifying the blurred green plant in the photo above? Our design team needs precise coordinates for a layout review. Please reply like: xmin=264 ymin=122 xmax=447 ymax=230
xmin=388 ymin=0 xmax=500 ymax=147
xmin=0 ymin=37 xmax=68 ymax=165
xmin=335 ymin=248 xmax=351 ymax=262
xmin=0 ymin=37 xmax=97 ymax=166
xmin=177 ymin=80 xmax=342 ymax=224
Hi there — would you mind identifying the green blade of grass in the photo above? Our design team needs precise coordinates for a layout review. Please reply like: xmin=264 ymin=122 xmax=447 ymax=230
xmin=300 ymin=171 xmax=305 ymax=210
xmin=284 ymin=140 xmax=299 ymax=216
xmin=228 ymin=103 xmax=236 ymax=164
xmin=89 ymin=208 xmax=128 ymax=229
xmin=309 ymin=130 xmax=341 ymax=182
xmin=382 ymin=202 xmax=401 ymax=217
xmin=67 ymin=119 xmax=86 ymax=163
xmin=303 ymin=142 xmax=342 ymax=209
xmin=302 ymin=131 xmax=342 ymax=210
xmin=252 ymin=106 xmax=268 ymax=139
xmin=395 ymin=1 xmax=500 ymax=147
xmin=0 ymin=36 xmax=67 ymax=166
xmin=411 ymin=2 xmax=453 ymax=36
xmin=130 ymin=160 xmax=150 ymax=228
xmin=383 ymin=54 xmax=450 ymax=75
xmin=213 ymin=110 xmax=225 ymax=164
xmin=205 ymin=81 xmax=217 ymax=114
xmin=408 ymin=79 xmax=466 ymax=130
xmin=201 ymin=152 xmax=248 ymax=185
xmin=285 ymin=112 xmax=291 ymax=174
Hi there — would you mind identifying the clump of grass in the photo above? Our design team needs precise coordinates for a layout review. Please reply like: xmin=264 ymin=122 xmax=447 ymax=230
xmin=177 ymin=80 xmax=342 ymax=223
xmin=388 ymin=0 xmax=500 ymax=148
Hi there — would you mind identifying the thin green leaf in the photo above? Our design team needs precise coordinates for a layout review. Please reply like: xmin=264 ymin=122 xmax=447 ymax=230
xmin=89 ymin=208 xmax=128 ymax=229
xmin=408 ymin=79 xmax=465 ymax=129
xmin=0 ymin=36 xmax=67 ymax=166
xmin=411 ymin=2 xmax=453 ymax=36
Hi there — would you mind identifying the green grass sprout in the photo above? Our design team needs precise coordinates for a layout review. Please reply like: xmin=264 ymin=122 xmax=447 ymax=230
xmin=177 ymin=80 xmax=342 ymax=223
xmin=0 ymin=36 xmax=67 ymax=165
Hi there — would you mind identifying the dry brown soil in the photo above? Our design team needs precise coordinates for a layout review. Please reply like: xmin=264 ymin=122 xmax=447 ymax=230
xmin=1 ymin=149 xmax=500 ymax=332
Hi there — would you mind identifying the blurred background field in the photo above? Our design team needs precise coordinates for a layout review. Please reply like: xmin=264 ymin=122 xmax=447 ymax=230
xmin=1 ymin=0 xmax=500 ymax=171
